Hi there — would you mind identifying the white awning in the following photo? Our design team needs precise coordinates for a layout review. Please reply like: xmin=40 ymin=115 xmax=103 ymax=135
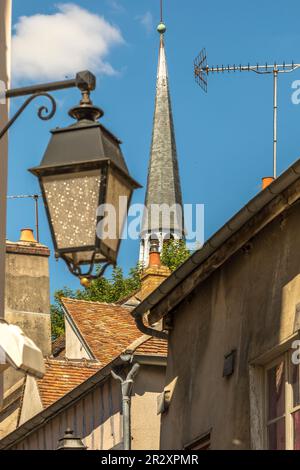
xmin=0 ymin=320 xmax=45 ymax=378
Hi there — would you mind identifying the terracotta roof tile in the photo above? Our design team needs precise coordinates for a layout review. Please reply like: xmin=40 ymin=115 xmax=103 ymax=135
xmin=135 ymin=337 xmax=168 ymax=356
xmin=52 ymin=335 xmax=66 ymax=357
xmin=61 ymin=298 xmax=168 ymax=364
xmin=37 ymin=359 xmax=100 ymax=408
xmin=61 ymin=298 xmax=142 ymax=367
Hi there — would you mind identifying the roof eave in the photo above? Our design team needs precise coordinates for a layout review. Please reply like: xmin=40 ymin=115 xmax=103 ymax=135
xmin=133 ymin=354 xmax=167 ymax=367
xmin=0 ymin=356 xmax=123 ymax=449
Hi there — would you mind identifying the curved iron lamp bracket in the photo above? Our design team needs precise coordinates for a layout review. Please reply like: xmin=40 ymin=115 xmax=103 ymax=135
xmin=60 ymin=252 xmax=111 ymax=281
xmin=0 ymin=92 xmax=57 ymax=140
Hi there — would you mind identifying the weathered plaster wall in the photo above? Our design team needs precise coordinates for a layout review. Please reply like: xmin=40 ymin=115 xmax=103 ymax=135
xmin=0 ymin=379 xmax=23 ymax=439
xmin=5 ymin=245 xmax=51 ymax=356
xmin=0 ymin=0 xmax=11 ymax=322
xmin=131 ymin=365 xmax=165 ymax=450
xmin=19 ymin=376 xmax=43 ymax=426
xmin=2 ymin=243 xmax=51 ymax=421
xmin=0 ymin=0 xmax=12 ymax=413
xmin=160 ymin=201 xmax=300 ymax=450
xmin=65 ymin=319 xmax=90 ymax=360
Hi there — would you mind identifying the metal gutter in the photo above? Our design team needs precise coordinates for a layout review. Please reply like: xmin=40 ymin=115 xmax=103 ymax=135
xmin=135 ymin=315 xmax=168 ymax=340
xmin=132 ymin=157 xmax=300 ymax=329
xmin=133 ymin=354 xmax=167 ymax=367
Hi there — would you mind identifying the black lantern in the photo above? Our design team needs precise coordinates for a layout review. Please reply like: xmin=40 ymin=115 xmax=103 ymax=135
xmin=30 ymin=86 xmax=141 ymax=281
xmin=57 ymin=429 xmax=87 ymax=450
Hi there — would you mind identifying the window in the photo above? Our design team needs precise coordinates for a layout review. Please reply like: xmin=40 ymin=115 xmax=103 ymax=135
xmin=185 ymin=432 xmax=211 ymax=450
xmin=265 ymin=351 xmax=300 ymax=449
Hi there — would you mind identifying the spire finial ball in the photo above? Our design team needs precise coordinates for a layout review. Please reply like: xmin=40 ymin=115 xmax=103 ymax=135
xmin=157 ymin=22 xmax=166 ymax=34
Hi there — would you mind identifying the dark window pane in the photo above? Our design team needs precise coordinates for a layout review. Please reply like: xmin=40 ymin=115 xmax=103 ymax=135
xmin=186 ymin=434 xmax=211 ymax=451
xmin=293 ymin=410 xmax=300 ymax=450
xmin=292 ymin=363 xmax=300 ymax=408
xmin=191 ymin=441 xmax=210 ymax=450
xmin=268 ymin=362 xmax=285 ymax=420
xmin=268 ymin=419 xmax=285 ymax=450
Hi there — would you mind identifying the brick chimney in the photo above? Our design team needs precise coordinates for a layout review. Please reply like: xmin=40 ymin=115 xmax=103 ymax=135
xmin=140 ymin=238 xmax=171 ymax=301
xmin=5 ymin=229 xmax=51 ymax=357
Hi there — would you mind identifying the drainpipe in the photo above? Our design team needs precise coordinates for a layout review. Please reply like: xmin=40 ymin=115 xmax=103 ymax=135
xmin=111 ymin=356 xmax=140 ymax=450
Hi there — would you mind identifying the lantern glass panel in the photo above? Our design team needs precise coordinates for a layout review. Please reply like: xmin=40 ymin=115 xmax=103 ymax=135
xmin=98 ymin=168 xmax=132 ymax=255
xmin=62 ymin=250 xmax=107 ymax=267
xmin=42 ymin=169 xmax=102 ymax=251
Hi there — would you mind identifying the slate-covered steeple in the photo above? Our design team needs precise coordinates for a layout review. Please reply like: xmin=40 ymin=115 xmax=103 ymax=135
xmin=139 ymin=21 xmax=184 ymax=266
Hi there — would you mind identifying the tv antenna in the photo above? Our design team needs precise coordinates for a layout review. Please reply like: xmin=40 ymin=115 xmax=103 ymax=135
xmin=7 ymin=194 xmax=40 ymax=243
xmin=194 ymin=49 xmax=300 ymax=179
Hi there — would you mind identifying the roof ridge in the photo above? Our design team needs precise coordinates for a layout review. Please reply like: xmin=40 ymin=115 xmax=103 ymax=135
xmin=44 ymin=357 xmax=100 ymax=368
xmin=61 ymin=297 xmax=133 ymax=309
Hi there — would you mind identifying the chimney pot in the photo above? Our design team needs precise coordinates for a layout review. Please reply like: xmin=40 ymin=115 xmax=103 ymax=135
xmin=149 ymin=238 xmax=161 ymax=268
xmin=262 ymin=177 xmax=274 ymax=190
xmin=19 ymin=228 xmax=37 ymax=244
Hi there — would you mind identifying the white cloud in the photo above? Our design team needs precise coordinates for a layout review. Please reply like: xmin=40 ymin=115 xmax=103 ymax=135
xmin=107 ymin=0 xmax=125 ymax=14
xmin=137 ymin=11 xmax=154 ymax=34
xmin=12 ymin=3 xmax=124 ymax=82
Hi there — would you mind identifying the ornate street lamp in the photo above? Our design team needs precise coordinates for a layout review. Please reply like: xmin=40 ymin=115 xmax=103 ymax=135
xmin=29 ymin=83 xmax=141 ymax=282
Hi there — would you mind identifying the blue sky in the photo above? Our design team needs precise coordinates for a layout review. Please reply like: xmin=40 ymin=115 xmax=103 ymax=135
xmin=6 ymin=0 xmax=300 ymax=298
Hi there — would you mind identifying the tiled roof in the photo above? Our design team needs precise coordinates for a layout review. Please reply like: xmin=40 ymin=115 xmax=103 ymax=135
xmin=51 ymin=335 xmax=66 ymax=357
xmin=37 ymin=359 xmax=100 ymax=408
xmin=61 ymin=298 xmax=168 ymax=365
xmin=135 ymin=337 xmax=168 ymax=356
xmin=116 ymin=289 xmax=142 ymax=308
xmin=61 ymin=298 xmax=142 ymax=366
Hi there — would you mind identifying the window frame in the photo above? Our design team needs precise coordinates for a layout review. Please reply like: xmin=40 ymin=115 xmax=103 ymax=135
xmin=264 ymin=350 xmax=300 ymax=450
xmin=184 ymin=431 xmax=211 ymax=450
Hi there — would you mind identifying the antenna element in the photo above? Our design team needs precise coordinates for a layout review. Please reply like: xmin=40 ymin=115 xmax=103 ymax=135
xmin=194 ymin=51 xmax=300 ymax=179
xmin=194 ymin=49 xmax=208 ymax=92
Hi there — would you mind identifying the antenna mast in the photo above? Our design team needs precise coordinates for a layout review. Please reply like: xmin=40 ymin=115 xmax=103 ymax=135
xmin=7 ymin=194 xmax=40 ymax=243
xmin=194 ymin=51 xmax=300 ymax=179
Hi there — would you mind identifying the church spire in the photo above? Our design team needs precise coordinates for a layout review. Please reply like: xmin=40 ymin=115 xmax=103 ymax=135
xmin=139 ymin=14 xmax=184 ymax=267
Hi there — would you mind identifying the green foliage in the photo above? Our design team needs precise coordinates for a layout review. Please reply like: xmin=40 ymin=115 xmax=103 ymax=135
xmin=161 ymin=239 xmax=190 ymax=272
xmin=50 ymin=288 xmax=74 ymax=339
xmin=50 ymin=265 xmax=142 ymax=340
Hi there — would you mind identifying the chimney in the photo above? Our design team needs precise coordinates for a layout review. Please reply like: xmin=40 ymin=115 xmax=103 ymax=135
xmin=19 ymin=228 xmax=37 ymax=244
xmin=148 ymin=238 xmax=161 ymax=267
xmin=140 ymin=238 xmax=171 ymax=301
xmin=5 ymin=229 xmax=51 ymax=358
xmin=1 ymin=229 xmax=50 ymax=432
xmin=262 ymin=176 xmax=275 ymax=190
